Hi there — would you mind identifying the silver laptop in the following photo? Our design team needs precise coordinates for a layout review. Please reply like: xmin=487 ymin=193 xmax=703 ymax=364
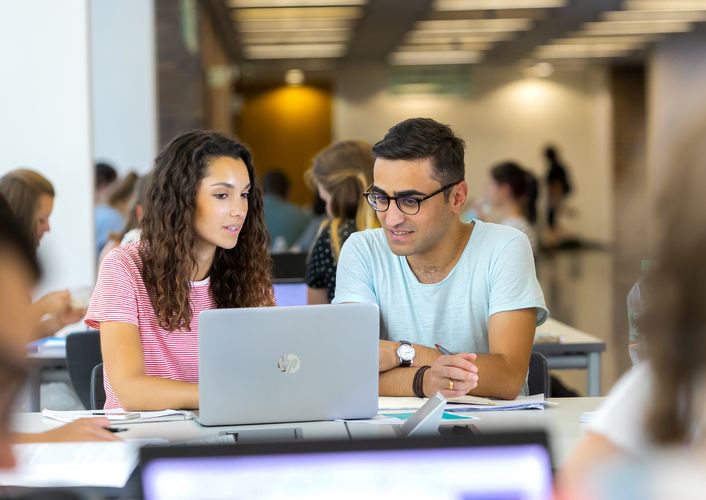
xmin=197 ymin=303 xmax=379 ymax=426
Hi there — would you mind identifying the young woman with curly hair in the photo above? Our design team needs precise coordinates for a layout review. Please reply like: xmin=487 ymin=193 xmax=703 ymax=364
xmin=85 ymin=131 xmax=273 ymax=410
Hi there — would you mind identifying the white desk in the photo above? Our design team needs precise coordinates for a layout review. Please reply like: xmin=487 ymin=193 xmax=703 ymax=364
xmin=13 ymin=397 xmax=601 ymax=468
xmin=535 ymin=318 xmax=606 ymax=397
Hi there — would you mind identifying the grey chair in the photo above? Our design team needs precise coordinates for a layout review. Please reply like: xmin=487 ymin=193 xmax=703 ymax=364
xmin=65 ymin=331 xmax=102 ymax=409
xmin=528 ymin=352 xmax=550 ymax=397
xmin=90 ymin=362 xmax=106 ymax=410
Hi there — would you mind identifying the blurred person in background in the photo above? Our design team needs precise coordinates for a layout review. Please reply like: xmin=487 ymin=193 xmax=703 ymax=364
xmin=262 ymin=169 xmax=312 ymax=252
xmin=97 ymin=174 xmax=148 ymax=265
xmin=304 ymin=140 xmax=378 ymax=304
xmin=484 ymin=161 xmax=539 ymax=256
xmin=0 ymin=194 xmax=118 ymax=448
xmin=95 ymin=171 xmax=138 ymax=257
xmin=94 ymin=161 xmax=117 ymax=203
xmin=0 ymin=169 xmax=85 ymax=338
xmin=560 ymin=121 xmax=706 ymax=498
xmin=544 ymin=145 xmax=572 ymax=246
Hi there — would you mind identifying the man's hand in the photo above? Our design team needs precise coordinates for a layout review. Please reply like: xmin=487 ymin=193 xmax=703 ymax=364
xmin=423 ymin=353 xmax=478 ymax=398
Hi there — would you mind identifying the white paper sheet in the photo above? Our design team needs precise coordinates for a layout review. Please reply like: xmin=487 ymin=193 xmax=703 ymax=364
xmin=0 ymin=442 xmax=138 ymax=488
xmin=42 ymin=408 xmax=193 ymax=424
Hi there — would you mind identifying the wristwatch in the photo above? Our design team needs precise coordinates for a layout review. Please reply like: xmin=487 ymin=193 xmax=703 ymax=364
xmin=396 ymin=340 xmax=416 ymax=367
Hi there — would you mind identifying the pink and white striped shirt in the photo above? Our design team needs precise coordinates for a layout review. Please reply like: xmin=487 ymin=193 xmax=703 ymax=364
xmin=85 ymin=241 xmax=217 ymax=409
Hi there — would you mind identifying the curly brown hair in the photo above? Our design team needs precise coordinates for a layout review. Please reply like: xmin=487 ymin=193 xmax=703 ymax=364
xmin=140 ymin=130 xmax=273 ymax=331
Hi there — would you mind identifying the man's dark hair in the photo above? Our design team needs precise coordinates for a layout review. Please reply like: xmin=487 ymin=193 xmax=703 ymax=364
xmin=372 ymin=118 xmax=466 ymax=187
xmin=262 ymin=169 xmax=291 ymax=199
xmin=95 ymin=162 xmax=118 ymax=190
xmin=0 ymin=193 xmax=41 ymax=281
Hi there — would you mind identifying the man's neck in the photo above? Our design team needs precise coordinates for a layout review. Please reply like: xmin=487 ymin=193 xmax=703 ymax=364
xmin=406 ymin=221 xmax=473 ymax=284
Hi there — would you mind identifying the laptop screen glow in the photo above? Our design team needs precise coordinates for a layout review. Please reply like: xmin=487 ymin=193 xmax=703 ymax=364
xmin=273 ymin=283 xmax=308 ymax=307
xmin=142 ymin=444 xmax=552 ymax=500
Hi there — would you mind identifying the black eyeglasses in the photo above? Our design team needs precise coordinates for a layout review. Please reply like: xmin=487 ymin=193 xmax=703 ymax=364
xmin=363 ymin=180 xmax=463 ymax=215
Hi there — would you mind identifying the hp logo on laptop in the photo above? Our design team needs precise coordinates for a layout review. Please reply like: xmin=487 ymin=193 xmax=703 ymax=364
xmin=277 ymin=353 xmax=301 ymax=374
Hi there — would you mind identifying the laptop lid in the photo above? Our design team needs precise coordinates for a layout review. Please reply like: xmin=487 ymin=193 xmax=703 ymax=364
xmin=140 ymin=431 xmax=553 ymax=500
xmin=197 ymin=303 xmax=379 ymax=426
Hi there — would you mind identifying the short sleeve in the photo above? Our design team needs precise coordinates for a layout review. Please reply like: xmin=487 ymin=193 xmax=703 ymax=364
xmin=306 ymin=226 xmax=333 ymax=290
xmin=331 ymin=232 xmax=377 ymax=304
xmin=588 ymin=364 xmax=652 ymax=456
xmin=85 ymin=248 xmax=140 ymax=329
xmin=488 ymin=233 xmax=548 ymax=324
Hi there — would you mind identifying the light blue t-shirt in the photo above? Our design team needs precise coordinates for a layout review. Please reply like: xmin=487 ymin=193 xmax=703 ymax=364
xmin=333 ymin=220 xmax=548 ymax=355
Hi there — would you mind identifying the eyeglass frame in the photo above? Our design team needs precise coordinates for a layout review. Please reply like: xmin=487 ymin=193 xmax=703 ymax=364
xmin=362 ymin=179 xmax=464 ymax=215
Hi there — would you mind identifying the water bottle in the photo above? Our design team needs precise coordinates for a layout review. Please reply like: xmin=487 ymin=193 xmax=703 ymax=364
xmin=627 ymin=260 xmax=652 ymax=365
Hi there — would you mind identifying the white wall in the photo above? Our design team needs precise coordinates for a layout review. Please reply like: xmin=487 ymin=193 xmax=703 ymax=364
xmin=91 ymin=0 xmax=157 ymax=175
xmin=647 ymin=29 xmax=706 ymax=225
xmin=0 ymin=0 xmax=95 ymax=293
xmin=334 ymin=64 xmax=613 ymax=245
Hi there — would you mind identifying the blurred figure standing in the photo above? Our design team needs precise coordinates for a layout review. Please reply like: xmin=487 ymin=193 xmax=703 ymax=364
xmin=544 ymin=145 xmax=572 ymax=245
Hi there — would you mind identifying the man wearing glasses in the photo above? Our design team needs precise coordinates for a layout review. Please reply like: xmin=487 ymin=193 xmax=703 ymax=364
xmin=333 ymin=118 xmax=548 ymax=400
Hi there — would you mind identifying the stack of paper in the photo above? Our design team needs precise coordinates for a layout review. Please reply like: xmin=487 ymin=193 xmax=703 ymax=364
xmin=0 ymin=442 xmax=138 ymax=488
xmin=379 ymin=394 xmax=551 ymax=413
xmin=42 ymin=408 xmax=194 ymax=424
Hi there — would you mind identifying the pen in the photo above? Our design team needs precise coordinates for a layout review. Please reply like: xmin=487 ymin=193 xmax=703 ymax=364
xmin=105 ymin=427 xmax=128 ymax=433
xmin=435 ymin=343 xmax=453 ymax=355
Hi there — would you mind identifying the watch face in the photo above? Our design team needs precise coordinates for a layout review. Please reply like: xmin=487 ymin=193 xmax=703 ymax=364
xmin=398 ymin=343 xmax=415 ymax=361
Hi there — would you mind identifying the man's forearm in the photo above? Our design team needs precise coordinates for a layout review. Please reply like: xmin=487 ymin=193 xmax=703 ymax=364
xmin=469 ymin=353 xmax=526 ymax=400
xmin=379 ymin=367 xmax=417 ymax=396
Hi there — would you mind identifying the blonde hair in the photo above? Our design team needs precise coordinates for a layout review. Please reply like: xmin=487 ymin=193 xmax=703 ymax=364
xmin=305 ymin=140 xmax=378 ymax=260
xmin=0 ymin=169 xmax=54 ymax=246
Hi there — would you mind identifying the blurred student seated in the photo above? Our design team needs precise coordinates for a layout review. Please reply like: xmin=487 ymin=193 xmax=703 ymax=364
xmin=95 ymin=171 xmax=138 ymax=258
xmin=262 ymin=169 xmax=312 ymax=252
xmin=0 ymin=194 xmax=118 ymax=448
xmin=559 ymin=121 xmax=706 ymax=497
xmin=0 ymin=169 xmax=86 ymax=339
xmin=304 ymin=140 xmax=378 ymax=304
xmin=465 ymin=161 xmax=539 ymax=256
xmin=97 ymin=174 xmax=148 ymax=265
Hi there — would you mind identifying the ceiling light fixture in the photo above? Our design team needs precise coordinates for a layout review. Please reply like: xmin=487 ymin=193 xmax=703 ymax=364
xmin=433 ymin=0 xmax=565 ymax=10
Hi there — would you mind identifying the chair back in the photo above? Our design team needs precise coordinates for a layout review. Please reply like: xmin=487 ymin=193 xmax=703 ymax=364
xmin=528 ymin=351 xmax=550 ymax=397
xmin=65 ymin=331 xmax=102 ymax=410
xmin=90 ymin=362 xmax=106 ymax=410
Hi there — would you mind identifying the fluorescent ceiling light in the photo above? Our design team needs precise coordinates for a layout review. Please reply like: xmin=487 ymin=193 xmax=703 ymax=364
xmin=582 ymin=20 xmax=693 ymax=34
xmin=416 ymin=18 xmax=534 ymax=32
xmin=241 ymin=30 xmax=351 ymax=44
xmin=625 ymin=0 xmax=706 ymax=11
xmin=236 ymin=18 xmax=354 ymax=31
xmin=535 ymin=45 xmax=635 ymax=58
xmin=390 ymin=50 xmax=482 ymax=65
xmin=551 ymin=35 xmax=656 ymax=45
xmin=433 ymin=0 xmax=565 ymax=10
xmin=537 ymin=44 xmax=643 ymax=53
xmin=397 ymin=41 xmax=492 ymax=51
xmin=235 ymin=6 xmax=363 ymax=20
xmin=229 ymin=0 xmax=367 ymax=7
xmin=604 ymin=10 xmax=706 ymax=21
xmin=406 ymin=32 xmax=516 ymax=43
xmin=244 ymin=43 xmax=346 ymax=59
